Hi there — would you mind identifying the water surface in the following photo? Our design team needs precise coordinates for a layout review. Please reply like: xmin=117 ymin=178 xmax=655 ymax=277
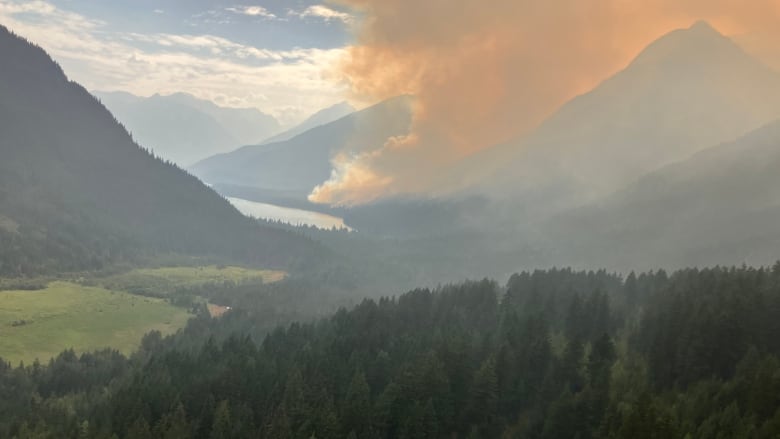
xmin=228 ymin=197 xmax=350 ymax=230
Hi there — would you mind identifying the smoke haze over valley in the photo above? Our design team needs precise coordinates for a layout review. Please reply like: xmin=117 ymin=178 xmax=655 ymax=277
xmin=2 ymin=1 xmax=780 ymax=438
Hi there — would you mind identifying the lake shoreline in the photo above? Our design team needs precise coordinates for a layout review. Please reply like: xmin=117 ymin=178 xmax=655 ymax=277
xmin=227 ymin=197 xmax=352 ymax=230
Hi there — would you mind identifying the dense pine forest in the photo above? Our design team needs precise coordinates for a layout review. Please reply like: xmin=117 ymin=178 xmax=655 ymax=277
xmin=2 ymin=264 xmax=780 ymax=438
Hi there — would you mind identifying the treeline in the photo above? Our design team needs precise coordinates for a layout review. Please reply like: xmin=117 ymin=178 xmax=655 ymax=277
xmin=3 ymin=265 xmax=780 ymax=438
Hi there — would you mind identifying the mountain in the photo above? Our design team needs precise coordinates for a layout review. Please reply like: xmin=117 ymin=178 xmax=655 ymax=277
xmin=483 ymin=21 xmax=780 ymax=211
xmin=190 ymin=96 xmax=412 ymax=200
xmin=163 ymin=92 xmax=281 ymax=147
xmin=260 ymin=101 xmax=356 ymax=145
xmin=0 ymin=26 xmax=319 ymax=275
xmin=95 ymin=91 xmax=281 ymax=166
xmin=542 ymin=119 xmax=780 ymax=270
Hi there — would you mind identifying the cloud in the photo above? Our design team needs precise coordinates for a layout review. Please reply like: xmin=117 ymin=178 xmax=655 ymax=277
xmin=0 ymin=0 xmax=347 ymax=126
xmin=291 ymin=5 xmax=353 ymax=24
xmin=308 ymin=0 xmax=780 ymax=205
xmin=191 ymin=6 xmax=281 ymax=25
xmin=0 ymin=0 xmax=55 ymax=15
xmin=123 ymin=32 xmax=335 ymax=63
xmin=0 ymin=0 xmax=103 ymax=30
xmin=225 ymin=5 xmax=276 ymax=19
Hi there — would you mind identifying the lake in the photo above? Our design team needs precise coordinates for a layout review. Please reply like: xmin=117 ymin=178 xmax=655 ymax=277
xmin=227 ymin=197 xmax=350 ymax=230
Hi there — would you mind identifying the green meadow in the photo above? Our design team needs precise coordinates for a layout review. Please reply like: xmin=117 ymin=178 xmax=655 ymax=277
xmin=0 ymin=266 xmax=286 ymax=365
xmin=0 ymin=281 xmax=191 ymax=365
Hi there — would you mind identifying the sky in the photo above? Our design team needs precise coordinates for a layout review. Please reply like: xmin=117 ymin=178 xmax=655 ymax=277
xmin=0 ymin=0 xmax=356 ymax=126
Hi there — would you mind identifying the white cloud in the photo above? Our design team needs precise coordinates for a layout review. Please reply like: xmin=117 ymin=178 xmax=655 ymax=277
xmin=0 ymin=0 xmax=348 ymax=126
xmin=0 ymin=0 xmax=103 ymax=30
xmin=0 ymin=0 xmax=56 ymax=16
xmin=124 ymin=32 xmax=339 ymax=63
xmin=225 ymin=5 xmax=276 ymax=19
xmin=291 ymin=5 xmax=353 ymax=24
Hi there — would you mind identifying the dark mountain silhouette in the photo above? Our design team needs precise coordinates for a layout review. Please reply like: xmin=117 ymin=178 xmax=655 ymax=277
xmin=190 ymin=96 xmax=412 ymax=200
xmin=95 ymin=91 xmax=281 ymax=166
xmin=542 ymin=119 xmax=780 ymax=270
xmin=0 ymin=25 xmax=320 ymax=275
xmin=483 ymin=21 xmax=780 ymax=212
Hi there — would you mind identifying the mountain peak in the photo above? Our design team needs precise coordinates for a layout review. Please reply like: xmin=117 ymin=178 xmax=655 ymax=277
xmin=628 ymin=20 xmax=744 ymax=69
xmin=688 ymin=20 xmax=719 ymax=35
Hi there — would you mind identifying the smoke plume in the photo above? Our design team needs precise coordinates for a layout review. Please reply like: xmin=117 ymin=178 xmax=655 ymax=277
xmin=309 ymin=0 xmax=780 ymax=205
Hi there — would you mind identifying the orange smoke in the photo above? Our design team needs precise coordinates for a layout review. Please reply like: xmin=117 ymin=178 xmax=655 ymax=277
xmin=309 ymin=0 xmax=780 ymax=205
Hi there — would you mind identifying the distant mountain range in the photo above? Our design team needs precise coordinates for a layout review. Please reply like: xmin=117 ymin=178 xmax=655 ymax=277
xmin=223 ymin=20 xmax=780 ymax=272
xmin=94 ymin=91 xmax=282 ymax=166
xmin=8 ymin=17 xmax=776 ymax=275
xmin=0 ymin=25 xmax=321 ymax=276
xmin=193 ymin=23 xmax=780 ymax=218
xmin=190 ymin=96 xmax=412 ymax=200
xmin=476 ymin=21 xmax=780 ymax=270
xmin=481 ymin=21 xmax=780 ymax=214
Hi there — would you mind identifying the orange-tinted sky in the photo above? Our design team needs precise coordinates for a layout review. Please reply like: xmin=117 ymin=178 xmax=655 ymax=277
xmin=309 ymin=0 xmax=780 ymax=205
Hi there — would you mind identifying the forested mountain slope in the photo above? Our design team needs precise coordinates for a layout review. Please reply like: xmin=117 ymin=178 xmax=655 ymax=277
xmin=0 ymin=26 xmax=320 ymax=275
xmin=543 ymin=119 xmax=780 ymax=270
xmin=2 ymin=265 xmax=780 ymax=438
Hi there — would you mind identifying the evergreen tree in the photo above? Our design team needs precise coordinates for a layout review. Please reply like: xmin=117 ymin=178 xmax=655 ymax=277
xmin=125 ymin=417 xmax=152 ymax=439
xmin=153 ymin=403 xmax=190 ymax=439
xmin=209 ymin=400 xmax=231 ymax=439
xmin=343 ymin=370 xmax=371 ymax=437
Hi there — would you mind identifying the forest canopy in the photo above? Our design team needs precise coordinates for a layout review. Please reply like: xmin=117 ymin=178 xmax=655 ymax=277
xmin=2 ymin=264 xmax=780 ymax=438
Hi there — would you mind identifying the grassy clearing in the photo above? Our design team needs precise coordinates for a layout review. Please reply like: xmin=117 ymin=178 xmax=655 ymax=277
xmin=0 ymin=266 xmax=286 ymax=364
xmin=0 ymin=281 xmax=191 ymax=365
xmin=98 ymin=265 xmax=287 ymax=297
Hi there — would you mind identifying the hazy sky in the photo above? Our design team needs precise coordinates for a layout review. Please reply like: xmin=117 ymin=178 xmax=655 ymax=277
xmin=0 ymin=0 xmax=355 ymax=125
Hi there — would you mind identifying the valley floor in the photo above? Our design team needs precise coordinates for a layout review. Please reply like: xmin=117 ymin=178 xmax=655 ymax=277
xmin=0 ymin=265 xmax=286 ymax=365
xmin=0 ymin=281 xmax=189 ymax=365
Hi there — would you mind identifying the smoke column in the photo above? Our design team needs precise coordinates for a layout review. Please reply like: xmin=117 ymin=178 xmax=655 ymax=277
xmin=309 ymin=0 xmax=780 ymax=205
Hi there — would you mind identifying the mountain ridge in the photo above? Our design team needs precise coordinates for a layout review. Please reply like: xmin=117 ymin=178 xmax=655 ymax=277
xmin=541 ymin=118 xmax=780 ymax=270
xmin=94 ymin=90 xmax=281 ymax=166
xmin=190 ymin=96 xmax=413 ymax=200
xmin=0 ymin=24 xmax=321 ymax=275
xmin=259 ymin=101 xmax=356 ymax=145
xmin=479 ymin=20 xmax=780 ymax=212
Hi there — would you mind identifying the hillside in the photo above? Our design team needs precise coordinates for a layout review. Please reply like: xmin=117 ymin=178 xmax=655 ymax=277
xmin=190 ymin=96 xmax=412 ymax=200
xmin=542 ymin=119 xmax=780 ymax=270
xmin=259 ymin=101 xmax=355 ymax=145
xmin=0 ymin=26 xmax=320 ymax=275
xmin=95 ymin=91 xmax=281 ymax=166
xmin=483 ymin=21 xmax=780 ymax=211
